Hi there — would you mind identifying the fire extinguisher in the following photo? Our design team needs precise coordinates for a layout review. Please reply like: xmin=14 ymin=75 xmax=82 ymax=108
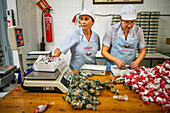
xmin=44 ymin=11 xmax=53 ymax=42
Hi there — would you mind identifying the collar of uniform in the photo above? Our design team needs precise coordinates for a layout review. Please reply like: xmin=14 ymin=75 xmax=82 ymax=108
xmin=118 ymin=22 xmax=136 ymax=41
xmin=79 ymin=27 xmax=95 ymax=42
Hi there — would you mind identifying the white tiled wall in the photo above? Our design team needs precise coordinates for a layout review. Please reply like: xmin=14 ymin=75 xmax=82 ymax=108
xmin=9 ymin=0 xmax=170 ymax=67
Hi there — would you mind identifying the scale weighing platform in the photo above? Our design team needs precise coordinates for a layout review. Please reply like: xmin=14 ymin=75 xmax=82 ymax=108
xmin=22 ymin=69 xmax=72 ymax=93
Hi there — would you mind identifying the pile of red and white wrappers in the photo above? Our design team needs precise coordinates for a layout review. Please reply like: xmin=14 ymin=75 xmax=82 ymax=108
xmin=123 ymin=60 xmax=170 ymax=113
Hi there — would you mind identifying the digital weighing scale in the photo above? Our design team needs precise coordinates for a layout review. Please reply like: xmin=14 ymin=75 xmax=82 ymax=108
xmin=8 ymin=26 xmax=73 ymax=93
xmin=22 ymin=56 xmax=73 ymax=93
xmin=22 ymin=69 xmax=72 ymax=93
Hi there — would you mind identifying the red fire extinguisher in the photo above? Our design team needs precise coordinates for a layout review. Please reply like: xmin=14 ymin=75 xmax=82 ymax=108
xmin=44 ymin=12 xmax=53 ymax=42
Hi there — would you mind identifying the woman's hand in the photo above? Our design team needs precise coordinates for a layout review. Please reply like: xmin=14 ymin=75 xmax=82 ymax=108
xmin=130 ymin=61 xmax=139 ymax=69
xmin=130 ymin=47 xmax=146 ymax=69
xmin=52 ymin=48 xmax=61 ymax=57
xmin=114 ymin=58 xmax=126 ymax=68
xmin=101 ymin=44 xmax=126 ymax=68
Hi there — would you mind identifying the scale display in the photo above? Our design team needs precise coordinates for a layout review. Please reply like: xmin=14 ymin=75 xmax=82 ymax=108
xmin=8 ymin=26 xmax=25 ymax=50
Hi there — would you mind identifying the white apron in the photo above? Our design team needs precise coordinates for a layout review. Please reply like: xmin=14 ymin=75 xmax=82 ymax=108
xmin=69 ymin=36 xmax=98 ymax=70
xmin=106 ymin=37 xmax=138 ymax=71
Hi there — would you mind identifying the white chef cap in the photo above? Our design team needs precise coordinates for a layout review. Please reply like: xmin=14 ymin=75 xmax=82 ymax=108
xmin=120 ymin=5 xmax=137 ymax=20
xmin=80 ymin=9 xmax=96 ymax=21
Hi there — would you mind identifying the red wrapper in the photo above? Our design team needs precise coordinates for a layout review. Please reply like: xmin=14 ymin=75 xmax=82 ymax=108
xmin=34 ymin=103 xmax=48 ymax=113
xmin=149 ymin=88 xmax=155 ymax=92
xmin=165 ymin=71 xmax=170 ymax=77
xmin=152 ymin=96 xmax=157 ymax=102
xmin=162 ymin=104 xmax=170 ymax=113
xmin=139 ymin=66 xmax=145 ymax=69
xmin=143 ymin=101 xmax=150 ymax=105
xmin=124 ymin=60 xmax=170 ymax=110
xmin=160 ymin=82 xmax=166 ymax=88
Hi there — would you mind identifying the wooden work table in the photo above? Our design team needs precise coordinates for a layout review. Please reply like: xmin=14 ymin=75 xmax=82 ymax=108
xmin=0 ymin=71 xmax=163 ymax=113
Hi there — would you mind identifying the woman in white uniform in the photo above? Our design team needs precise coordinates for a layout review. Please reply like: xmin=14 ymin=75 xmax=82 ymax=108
xmin=102 ymin=5 xmax=146 ymax=71
xmin=53 ymin=9 xmax=100 ymax=70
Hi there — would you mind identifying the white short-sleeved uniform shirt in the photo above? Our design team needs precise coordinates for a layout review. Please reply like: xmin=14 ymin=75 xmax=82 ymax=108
xmin=103 ymin=22 xmax=146 ymax=49
xmin=59 ymin=27 xmax=100 ymax=70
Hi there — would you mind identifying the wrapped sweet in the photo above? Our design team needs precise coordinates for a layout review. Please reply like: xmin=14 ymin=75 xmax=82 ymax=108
xmin=123 ymin=60 xmax=170 ymax=113
xmin=33 ymin=103 xmax=48 ymax=113
xmin=86 ymin=104 xmax=93 ymax=110
xmin=62 ymin=73 xmax=102 ymax=110
xmin=113 ymin=95 xmax=128 ymax=101
xmin=62 ymin=72 xmax=124 ymax=111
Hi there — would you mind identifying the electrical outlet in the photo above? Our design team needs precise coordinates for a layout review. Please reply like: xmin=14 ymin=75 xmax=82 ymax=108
xmin=166 ymin=38 xmax=170 ymax=45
